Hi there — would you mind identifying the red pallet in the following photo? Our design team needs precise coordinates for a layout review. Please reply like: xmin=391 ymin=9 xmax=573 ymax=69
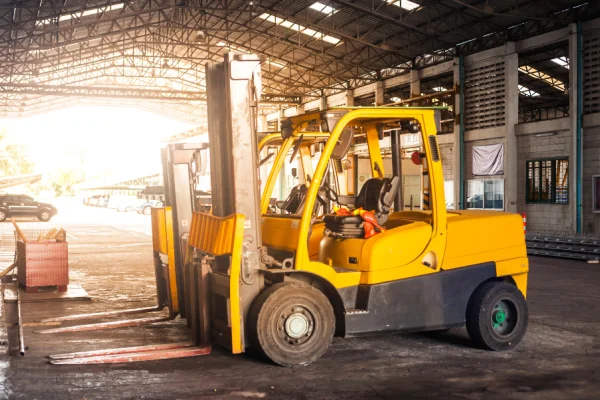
xmin=17 ymin=240 xmax=69 ymax=291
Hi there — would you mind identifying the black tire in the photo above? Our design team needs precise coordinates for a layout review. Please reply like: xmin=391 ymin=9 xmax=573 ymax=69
xmin=466 ymin=281 xmax=528 ymax=351
xmin=248 ymin=282 xmax=335 ymax=367
xmin=0 ymin=209 xmax=6 ymax=222
xmin=38 ymin=210 xmax=52 ymax=222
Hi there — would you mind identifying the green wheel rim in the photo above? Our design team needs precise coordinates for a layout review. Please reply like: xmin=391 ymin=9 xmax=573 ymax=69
xmin=491 ymin=299 xmax=517 ymax=337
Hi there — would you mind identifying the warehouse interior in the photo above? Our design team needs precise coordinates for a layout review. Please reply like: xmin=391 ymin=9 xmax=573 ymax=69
xmin=0 ymin=1 xmax=599 ymax=399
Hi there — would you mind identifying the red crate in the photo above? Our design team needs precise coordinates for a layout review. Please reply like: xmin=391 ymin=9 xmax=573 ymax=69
xmin=17 ymin=240 xmax=69 ymax=291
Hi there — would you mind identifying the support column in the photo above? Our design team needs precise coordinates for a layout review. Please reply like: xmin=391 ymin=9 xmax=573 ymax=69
xmin=569 ymin=22 xmax=582 ymax=232
xmin=391 ymin=130 xmax=403 ymax=210
xmin=346 ymin=89 xmax=355 ymax=107
xmin=259 ymin=114 xmax=268 ymax=132
xmin=375 ymin=81 xmax=385 ymax=105
xmin=320 ymin=96 xmax=328 ymax=110
xmin=504 ymin=47 xmax=519 ymax=213
xmin=277 ymin=109 xmax=284 ymax=132
xmin=296 ymin=103 xmax=305 ymax=115
xmin=410 ymin=69 xmax=421 ymax=99
xmin=453 ymin=57 xmax=463 ymax=210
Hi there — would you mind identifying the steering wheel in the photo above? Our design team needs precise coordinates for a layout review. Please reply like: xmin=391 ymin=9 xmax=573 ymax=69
xmin=321 ymin=182 xmax=339 ymax=204
xmin=289 ymin=134 xmax=304 ymax=163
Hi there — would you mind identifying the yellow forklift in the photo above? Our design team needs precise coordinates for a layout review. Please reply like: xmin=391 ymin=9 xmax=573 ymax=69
xmin=187 ymin=54 xmax=529 ymax=367
xmin=45 ymin=54 xmax=528 ymax=367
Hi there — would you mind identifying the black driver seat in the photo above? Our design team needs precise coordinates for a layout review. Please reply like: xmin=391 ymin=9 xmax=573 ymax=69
xmin=323 ymin=177 xmax=400 ymax=238
xmin=276 ymin=184 xmax=331 ymax=215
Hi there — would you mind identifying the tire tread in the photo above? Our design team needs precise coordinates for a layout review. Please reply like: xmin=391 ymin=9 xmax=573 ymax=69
xmin=466 ymin=280 xmax=528 ymax=351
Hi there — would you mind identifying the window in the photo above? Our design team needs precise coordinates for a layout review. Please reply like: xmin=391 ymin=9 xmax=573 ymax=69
xmin=444 ymin=181 xmax=454 ymax=210
xmin=526 ymin=159 xmax=569 ymax=204
xmin=403 ymin=175 xmax=421 ymax=209
xmin=467 ymin=180 xmax=504 ymax=210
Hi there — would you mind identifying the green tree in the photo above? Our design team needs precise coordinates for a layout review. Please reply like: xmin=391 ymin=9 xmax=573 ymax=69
xmin=51 ymin=168 xmax=85 ymax=197
xmin=0 ymin=128 xmax=34 ymax=176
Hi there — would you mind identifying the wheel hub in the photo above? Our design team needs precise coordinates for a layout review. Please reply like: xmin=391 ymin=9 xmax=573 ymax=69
xmin=277 ymin=306 xmax=315 ymax=346
xmin=491 ymin=299 xmax=517 ymax=336
xmin=493 ymin=310 xmax=507 ymax=324
xmin=285 ymin=313 xmax=309 ymax=338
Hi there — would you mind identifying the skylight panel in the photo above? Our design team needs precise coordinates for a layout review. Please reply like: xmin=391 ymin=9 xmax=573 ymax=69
xmin=310 ymin=2 xmax=337 ymax=15
xmin=216 ymin=41 xmax=286 ymax=68
xmin=518 ymin=85 xmax=540 ymax=97
xmin=519 ymin=65 xmax=565 ymax=91
xmin=279 ymin=20 xmax=295 ymax=29
xmin=266 ymin=60 xmax=286 ymax=69
xmin=551 ymin=57 xmax=569 ymax=69
xmin=388 ymin=0 xmax=420 ymax=11
xmin=262 ymin=14 xmax=278 ymax=24
xmin=303 ymin=28 xmax=318 ymax=37
xmin=37 ymin=3 xmax=124 ymax=26
xmin=258 ymin=13 xmax=341 ymax=45
xmin=322 ymin=35 xmax=341 ymax=44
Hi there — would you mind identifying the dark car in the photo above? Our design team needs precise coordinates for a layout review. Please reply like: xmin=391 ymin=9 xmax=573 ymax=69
xmin=0 ymin=194 xmax=58 ymax=222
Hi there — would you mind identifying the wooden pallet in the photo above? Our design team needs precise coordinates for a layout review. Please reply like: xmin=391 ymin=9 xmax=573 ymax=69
xmin=3 ymin=282 xmax=90 ymax=303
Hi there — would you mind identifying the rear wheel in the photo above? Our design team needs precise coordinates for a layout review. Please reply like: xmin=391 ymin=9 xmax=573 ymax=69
xmin=466 ymin=281 xmax=528 ymax=351
xmin=0 ymin=210 xmax=6 ymax=222
xmin=248 ymin=282 xmax=335 ymax=367
xmin=38 ymin=210 xmax=52 ymax=222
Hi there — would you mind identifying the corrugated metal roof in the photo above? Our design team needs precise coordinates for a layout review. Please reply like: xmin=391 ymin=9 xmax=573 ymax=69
xmin=0 ymin=0 xmax=594 ymax=117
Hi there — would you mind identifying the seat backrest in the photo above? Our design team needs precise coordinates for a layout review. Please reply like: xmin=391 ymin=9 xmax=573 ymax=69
xmin=356 ymin=177 xmax=401 ymax=217
xmin=277 ymin=184 xmax=307 ymax=214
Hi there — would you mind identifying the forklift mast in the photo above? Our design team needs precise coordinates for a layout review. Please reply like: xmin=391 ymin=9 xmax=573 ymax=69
xmin=161 ymin=142 xmax=210 ymax=316
xmin=205 ymin=52 xmax=264 ymax=348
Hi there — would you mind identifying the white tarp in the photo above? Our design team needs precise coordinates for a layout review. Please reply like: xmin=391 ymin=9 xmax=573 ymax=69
xmin=473 ymin=144 xmax=504 ymax=176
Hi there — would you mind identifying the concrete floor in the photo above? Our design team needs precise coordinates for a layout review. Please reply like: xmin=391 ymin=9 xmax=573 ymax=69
xmin=0 ymin=202 xmax=599 ymax=399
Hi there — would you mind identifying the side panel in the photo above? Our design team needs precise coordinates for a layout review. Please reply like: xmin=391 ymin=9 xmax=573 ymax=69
xmin=345 ymin=263 xmax=496 ymax=336
xmin=495 ymin=257 xmax=529 ymax=298
xmin=261 ymin=216 xmax=302 ymax=251
xmin=443 ymin=212 xmax=527 ymax=269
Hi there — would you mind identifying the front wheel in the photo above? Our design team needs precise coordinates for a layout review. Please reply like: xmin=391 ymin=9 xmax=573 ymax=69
xmin=466 ymin=281 xmax=528 ymax=351
xmin=248 ymin=282 xmax=335 ymax=367
xmin=143 ymin=206 xmax=151 ymax=215
xmin=38 ymin=210 xmax=52 ymax=222
xmin=0 ymin=210 xmax=6 ymax=222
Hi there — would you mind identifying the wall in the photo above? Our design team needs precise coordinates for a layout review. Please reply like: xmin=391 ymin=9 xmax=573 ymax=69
xmin=516 ymin=125 xmax=572 ymax=232
xmin=582 ymin=121 xmax=600 ymax=233
xmin=439 ymin=143 xmax=453 ymax=182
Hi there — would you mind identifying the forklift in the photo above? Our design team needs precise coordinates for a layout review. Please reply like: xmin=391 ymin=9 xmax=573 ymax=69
xmin=45 ymin=53 xmax=528 ymax=367
xmin=188 ymin=53 xmax=529 ymax=367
